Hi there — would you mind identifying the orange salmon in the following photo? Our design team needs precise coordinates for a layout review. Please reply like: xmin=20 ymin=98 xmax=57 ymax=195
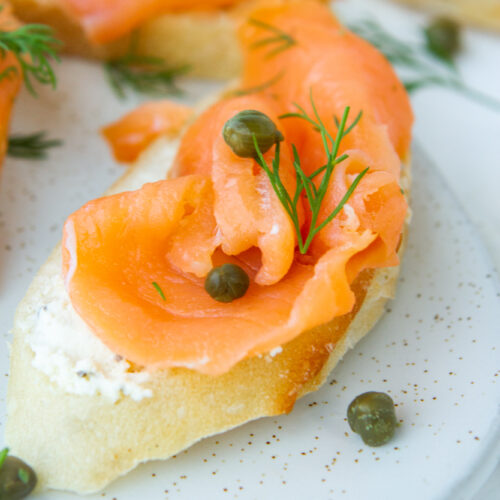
xmin=102 ymin=100 xmax=192 ymax=163
xmin=62 ymin=1 xmax=412 ymax=375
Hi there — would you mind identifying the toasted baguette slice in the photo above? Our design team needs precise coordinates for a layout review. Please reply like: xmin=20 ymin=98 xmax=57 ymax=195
xmin=5 ymin=126 xmax=411 ymax=493
xmin=390 ymin=0 xmax=500 ymax=32
xmin=10 ymin=0 xmax=320 ymax=78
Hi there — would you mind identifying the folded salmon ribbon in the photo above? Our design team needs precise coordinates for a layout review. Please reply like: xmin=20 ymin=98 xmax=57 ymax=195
xmin=62 ymin=1 xmax=413 ymax=376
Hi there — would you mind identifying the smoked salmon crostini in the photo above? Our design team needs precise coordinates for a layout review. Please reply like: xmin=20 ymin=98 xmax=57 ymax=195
xmin=6 ymin=0 xmax=413 ymax=493
xmin=9 ymin=0 xmax=328 ymax=78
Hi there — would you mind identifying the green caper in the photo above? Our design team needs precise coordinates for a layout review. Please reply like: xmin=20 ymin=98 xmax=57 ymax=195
xmin=0 ymin=455 xmax=37 ymax=499
xmin=425 ymin=18 xmax=461 ymax=61
xmin=204 ymin=263 xmax=250 ymax=303
xmin=223 ymin=110 xmax=284 ymax=158
xmin=347 ymin=391 xmax=397 ymax=447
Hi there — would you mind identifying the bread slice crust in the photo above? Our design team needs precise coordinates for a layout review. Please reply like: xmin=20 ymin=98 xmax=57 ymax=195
xmin=5 ymin=133 xmax=410 ymax=493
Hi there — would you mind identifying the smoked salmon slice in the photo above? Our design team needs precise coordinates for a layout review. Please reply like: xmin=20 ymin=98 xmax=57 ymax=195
xmin=101 ymin=100 xmax=192 ymax=163
xmin=174 ymin=95 xmax=300 ymax=286
xmin=62 ymin=1 xmax=412 ymax=376
xmin=239 ymin=1 xmax=412 ymax=161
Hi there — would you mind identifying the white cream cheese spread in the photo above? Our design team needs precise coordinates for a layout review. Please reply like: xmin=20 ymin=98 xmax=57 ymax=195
xmin=24 ymin=261 xmax=152 ymax=402
xmin=18 ymin=140 xmax=185 ymax=403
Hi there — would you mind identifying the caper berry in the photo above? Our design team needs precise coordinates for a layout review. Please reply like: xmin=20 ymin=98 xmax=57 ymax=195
xmin=0 ymin=456 xmax=37 ymax=499
xmin=347 ymin=391 xmax=397 ymax=447
xmin=425 ymin=18 xmax=461 ymax=61
xmin=204 ymin=263 xmax=250 ymax=303
xmin=223 ymin=110 xmax=284 ymax=158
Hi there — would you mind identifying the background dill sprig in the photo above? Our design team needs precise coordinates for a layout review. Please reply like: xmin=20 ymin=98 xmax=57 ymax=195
xmin=0 ymin=23 xmax=61 ymax=95
xmin=230 ymin=71 xmax=284 ymax=97
xmin=348 ymin=19 xmax=500 ymax=111
xmin=7 ymin=132 xmax=61 ymax=160
xmin=105 ymin=50 xmax=187 ymax=99
xmin=248 ymin=18 xmax=296 ymax=59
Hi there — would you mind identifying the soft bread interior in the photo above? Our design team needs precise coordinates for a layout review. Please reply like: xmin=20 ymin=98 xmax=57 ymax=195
xmin=5 ymin=127 xmax=410 ymax=493
xmin=390 ymin=0 xmax=500 ymax=32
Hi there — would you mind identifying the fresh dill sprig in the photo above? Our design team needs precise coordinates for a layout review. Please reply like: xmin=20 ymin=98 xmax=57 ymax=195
xmin=253 ymin=92 xmax=369 ymax=254
xmin=348 ymin=19 xmax=500 ymax=111
xmin=105 ymin=36 xmax=187 ymax=99
xmin=248 ymin=18 xmax=296 ymax=59
xmin=7 ymin=132 xmax=62 ymax=160
xmin=230 ymin=71 xmax=284 ymax=97
xmin=0 ymin=23 xmax=61 ymax=95
xmin=152 ymin=281 xmax=166 ymax=301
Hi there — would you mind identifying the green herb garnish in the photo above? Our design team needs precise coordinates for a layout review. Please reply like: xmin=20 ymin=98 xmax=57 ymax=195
xmin=230 ymin=71 xmax=284 ymax=97
xmin=152 ymin=282 xmax=166 ymax=301
xmin=105 ymin=35 xmax=187 ymax=99
xmin=17 ymin=467 xmax=29 ymax=485
xmin=248 ymin=18 xmax=296 ymax=59
xmin=0 ymin=23 xmax=61 ymax=95
xmin=7 ymin=132 xmax=61 ymax=160
xmin=0 ymin=448 xmax=8 ymax=470
xmin=348 ymin=19 xmax=500 ymax=111
xmin=253 ymin=91 xmax=368 ymax=254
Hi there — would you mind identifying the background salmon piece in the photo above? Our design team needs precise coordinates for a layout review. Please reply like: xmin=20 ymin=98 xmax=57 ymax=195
xmin=101 ymin=100 xmax=192 ymax=163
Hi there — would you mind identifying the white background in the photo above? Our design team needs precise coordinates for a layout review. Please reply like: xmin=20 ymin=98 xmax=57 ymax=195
xmin=344 ymin=1 xmax=500 ymax=497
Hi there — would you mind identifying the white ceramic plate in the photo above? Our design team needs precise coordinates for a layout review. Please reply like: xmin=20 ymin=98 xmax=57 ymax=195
xmin=1 ymin=37 xmax=500 ymax=500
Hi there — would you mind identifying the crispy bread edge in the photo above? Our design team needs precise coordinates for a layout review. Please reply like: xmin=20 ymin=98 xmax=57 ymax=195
xmin=5 ymin=132 xmax=411 ymax=494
